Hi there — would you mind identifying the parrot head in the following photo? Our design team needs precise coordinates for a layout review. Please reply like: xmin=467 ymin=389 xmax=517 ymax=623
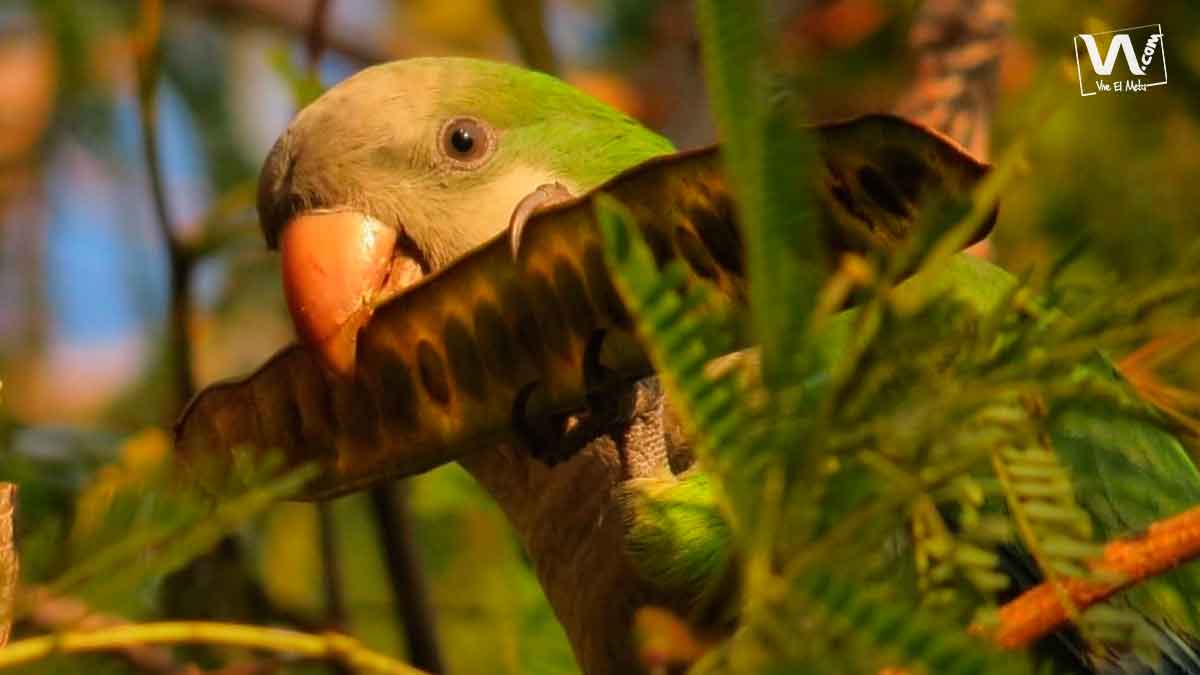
xmin=257 ymin=57 xmax=674 ymax=375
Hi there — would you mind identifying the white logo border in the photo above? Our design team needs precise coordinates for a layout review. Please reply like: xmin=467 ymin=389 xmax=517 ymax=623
xmin=1074 ymin=23 xmax=1168 ymax=97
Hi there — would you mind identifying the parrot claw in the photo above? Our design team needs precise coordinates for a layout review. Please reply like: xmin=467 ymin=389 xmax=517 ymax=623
xmin=508 ymin=182 xmax=574 ymax=260
xmin=511 ymin=381 xmax=578 ymax=466
xmin=512 ymin=330 xmax=637 ymax=467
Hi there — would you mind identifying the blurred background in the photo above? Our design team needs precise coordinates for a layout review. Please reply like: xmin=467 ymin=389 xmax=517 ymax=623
xmin=0 ymin=1 xmax=1197 ymax=673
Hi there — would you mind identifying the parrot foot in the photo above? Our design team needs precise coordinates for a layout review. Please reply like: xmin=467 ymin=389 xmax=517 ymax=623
xmin=512 ymin=330 xmax=637 ymax=467
xmin=508 ymin=182 xmax=574 ymax=260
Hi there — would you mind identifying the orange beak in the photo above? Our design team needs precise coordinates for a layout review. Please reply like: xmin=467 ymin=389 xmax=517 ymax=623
xmin=279 ymin=211 xmax=423 ymax=376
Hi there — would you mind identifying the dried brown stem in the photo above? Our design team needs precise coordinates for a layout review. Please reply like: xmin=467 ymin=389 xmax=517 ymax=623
xmin=0 ymin=484 xmax=15 ymax=649
xmin=974 ymin=503 xmax=1200 ymax=649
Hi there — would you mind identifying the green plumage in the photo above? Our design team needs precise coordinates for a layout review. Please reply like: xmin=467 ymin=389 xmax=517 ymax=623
xmin=423 ymin=58 xmax=678 ymax=189
xmin=619 ymin=471 xmax=737 ymax=627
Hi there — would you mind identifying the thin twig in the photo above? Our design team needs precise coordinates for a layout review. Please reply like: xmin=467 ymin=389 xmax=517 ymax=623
xmin=496 ymin=0 xmax=559 ymax=75
xmin=0 ymin=484 xmax=15 ymax=649
xmin=138 ymin=1 xmax=304 ymax=644
xmin=26 ymin=588 xmax=296 ymax=675
xmin=305 ymin=0 xmax=332 ymax=71
xmin=316 ymin=504 xmax=346 ymax=628
xmin=368 ymin=484 xmax=444 ymax=674
xmin=882 ymin=504 xmax=1200 ymax=675
xmin=184 ymin=0 xmax=402 ymax=64
xmin=973 ymin=503 xmax=1200 ymax=649
xmin=24 ymin=588 xmax=179 ymax=674
xmin=0 ymin=620 xmax=429 ymax=674
xmin=135 ymin=0 xmax=196 ymax=418
xmin=315 ymin=502 xmax=352 ymax=675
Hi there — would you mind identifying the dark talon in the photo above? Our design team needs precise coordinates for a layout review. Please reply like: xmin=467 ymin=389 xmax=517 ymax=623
xmin=508 ymin=182 xmax=574 ymax=260
xmin=512 ymin=380 xmax=569 ymax=466
xmin=582 ymin=329 xmax=635 ymax=426
xmin=512 ymin=331 xmax=639 ymax=468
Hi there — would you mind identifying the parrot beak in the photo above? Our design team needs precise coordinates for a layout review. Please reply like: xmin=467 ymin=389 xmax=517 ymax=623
xmin=279 ymin=211 xmax=425 ymax=376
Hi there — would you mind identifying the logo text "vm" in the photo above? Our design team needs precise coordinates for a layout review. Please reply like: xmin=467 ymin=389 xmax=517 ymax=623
xmin=1074 ymin=24 xmax=1167 ymax=96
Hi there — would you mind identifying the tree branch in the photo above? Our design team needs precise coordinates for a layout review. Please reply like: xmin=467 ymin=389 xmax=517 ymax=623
xmin=975 ymin=503 xmax=1200 ymax=649
xmin=496 ymin=0 xmax=558 ymax=75
xmin=304 ymin=0 xmax=333 ymax=70
xmin=183 ymin=0 xmax=405 ymax=65
xmin=24 ymin=588 xmax=180 ymax=674
xmin=0 ymin=620 xmax=429 ymax=674
xmin=135 ymin=0 xmax=196 ymax=420
xmin=316 ymin=501 xmax=352 ymax=675
xmin=369 ymin=484 xmax=444 ymax=674
xmin=0 ymin=484 xmax=15 ymax=649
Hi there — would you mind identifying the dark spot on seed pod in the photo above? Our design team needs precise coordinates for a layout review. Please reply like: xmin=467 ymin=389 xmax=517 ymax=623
xmin=674 ymin=225 xmax=719 ymax=279
xmin=291 ymin=359 xmax=336 ymax=433
xmin=553 ymin=259 xmax=594 ymax=336
xmin=336 ymin=378 xmax=378 ymax=446
xmin=505 ymin=283 xmax=547 ymax=365
xmin=359 ymin=340 xmax=418 ymax=427
xmin=289 ymin=368 xmax=335 ymax=450
xmin=824 ymin=160 xmax=871 ymax=226
xmin=856 ymin=165 xmax=910 ymax=219
xmin=583 ymin=246 xmax=630 ymax=328
xmin=881 ymin=147 xmax=935 ymax=199
xmin=831 ymin=182 xmax=870 ymax=227
xmin=417 ymin=340 xmax=451 ymax=406
xmin=690 ymin=197 xmax=744 ymax=275
xmin=527 ymin=273 xmax=571 ymax=358
xmin=474 ymin=302 xmax=518 ymax=381
xmin=642 ymin=225 xmax=674 ymax=267
xmin=444 ymin=316 xmax=487 ymax=401
xmin=275 ymin=397 xmax=303 ymax=451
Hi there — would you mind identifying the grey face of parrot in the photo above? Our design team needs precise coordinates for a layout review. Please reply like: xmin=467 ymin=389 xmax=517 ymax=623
xmin=255 ymin=59 xmax=565 ymax=376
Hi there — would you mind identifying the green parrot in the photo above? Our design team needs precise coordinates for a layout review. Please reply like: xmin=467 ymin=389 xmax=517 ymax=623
xmin=178 ymin=57 xmax=1200 ymax=674
xmin=254 ymin=57 xmax=693 ymax=674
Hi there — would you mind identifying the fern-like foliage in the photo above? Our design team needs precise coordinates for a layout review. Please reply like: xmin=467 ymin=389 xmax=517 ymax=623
xmin=599 ymin=1 xmax=1200 ymax=671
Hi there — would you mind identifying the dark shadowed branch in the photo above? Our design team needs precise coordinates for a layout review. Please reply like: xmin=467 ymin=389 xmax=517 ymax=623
xmin=369 ymin=484 xmax=444 ymax=674
xmin=304 ymin=0 xmax=332 ymax=71
xmin=135 ymin=0 xmax=196 ymax=420
xmin=496 ymin=0 xmax=559 ymax=75
xmin=184 ymin=0 xmax=403 ymax=64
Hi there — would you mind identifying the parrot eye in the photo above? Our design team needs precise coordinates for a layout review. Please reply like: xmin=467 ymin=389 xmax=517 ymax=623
xmin=439 ymin=117 xmax=494 ymax=167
